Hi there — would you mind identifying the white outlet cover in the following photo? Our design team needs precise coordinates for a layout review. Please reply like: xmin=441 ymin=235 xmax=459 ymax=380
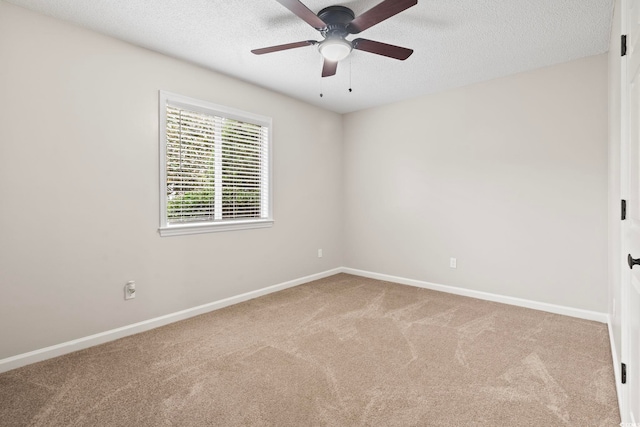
xmin=124 ymin=281 xmax=136 ymax=300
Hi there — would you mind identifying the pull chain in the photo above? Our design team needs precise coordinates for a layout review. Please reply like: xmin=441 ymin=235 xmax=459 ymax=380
xmin=320 ymin=56 xmax=324 ymax=97
xmin=348 ymin=56 xmax=352 ymax=93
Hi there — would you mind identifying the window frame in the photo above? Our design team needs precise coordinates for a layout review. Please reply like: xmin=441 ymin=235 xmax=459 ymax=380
xmin=158 ymin=91 xmax=273 ymax=237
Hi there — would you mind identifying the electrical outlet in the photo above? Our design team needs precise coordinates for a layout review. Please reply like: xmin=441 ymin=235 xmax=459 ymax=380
xmin=449 ymin=258 xmax=457 ymax=269
xmin=124 ymin=281 xmax=136 ymax=300
xmin=318 ymin=249 xmax=323 ymax=258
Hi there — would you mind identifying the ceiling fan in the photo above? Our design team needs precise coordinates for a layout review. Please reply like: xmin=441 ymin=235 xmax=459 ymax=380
xmin=251 ymin=0 xmax=417 ymax=77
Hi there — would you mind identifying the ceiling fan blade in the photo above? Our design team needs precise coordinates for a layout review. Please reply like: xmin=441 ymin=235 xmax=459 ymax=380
xmin=322 ymin=59 xmax=338 ymax=77
xmin=251 ymin=40 xmax=317 ymax=55
xmin=352 ymin=38 xmax=413 ymax=60
xmin=275 ymin=0 xmax=327 ymax=30
xmin=347 ymin=0 xmax=417 ymax=34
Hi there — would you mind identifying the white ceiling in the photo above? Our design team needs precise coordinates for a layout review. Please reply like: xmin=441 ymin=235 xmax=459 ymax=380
xmin=7 ymin=0 xmax=613 ymax=113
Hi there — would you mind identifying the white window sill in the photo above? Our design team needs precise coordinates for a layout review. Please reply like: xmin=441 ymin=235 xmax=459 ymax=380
xmin=159 ymin=219 xmax=274 ymax=237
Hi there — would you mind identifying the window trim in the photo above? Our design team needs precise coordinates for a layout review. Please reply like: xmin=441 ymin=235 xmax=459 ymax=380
xmin=158 ymin=91 xmax=273 ymax=237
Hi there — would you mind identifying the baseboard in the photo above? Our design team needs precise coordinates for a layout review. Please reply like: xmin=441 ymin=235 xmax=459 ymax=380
xmin=342 ymin=267 xmax=608 ymax=323
xmin=0 ymin=267 xmax=342 ymax=374
xmin=607 ymin=315 xmax=624 ymax=418
xmin=1 ymin=266 xmax=609 ymax=374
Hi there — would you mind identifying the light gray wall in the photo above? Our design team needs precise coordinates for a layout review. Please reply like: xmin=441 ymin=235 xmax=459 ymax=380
xmin=0 ymin=2 xmax=343 ymax=359
xmin=343 ymin=54 xmax=609 ymax=312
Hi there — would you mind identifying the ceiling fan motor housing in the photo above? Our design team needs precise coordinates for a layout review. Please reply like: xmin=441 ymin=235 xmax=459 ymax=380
xmin=318 ymin=6 xmax=355 ymax=39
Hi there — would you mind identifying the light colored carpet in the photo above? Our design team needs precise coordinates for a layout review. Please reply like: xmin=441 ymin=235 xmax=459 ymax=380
xmin=0 ymin=273 xmax=620 ymax=426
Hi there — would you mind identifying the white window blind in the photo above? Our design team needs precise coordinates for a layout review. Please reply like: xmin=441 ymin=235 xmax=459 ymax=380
xmin=159 ymin=91 xmax=272 ymax=236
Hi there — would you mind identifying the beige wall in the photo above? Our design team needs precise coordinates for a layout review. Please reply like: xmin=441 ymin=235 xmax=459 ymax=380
xmin=343 ymin=54 xmax=609 ymax=312
xmin=0 ymin=2 xmax=343 ymax=359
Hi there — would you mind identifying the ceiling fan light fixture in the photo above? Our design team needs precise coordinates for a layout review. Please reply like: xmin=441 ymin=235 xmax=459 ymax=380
xmin=251 ymin=1 xmax=417 ymax=78
xmin=319 ymin=38 xmax=352 ymax=62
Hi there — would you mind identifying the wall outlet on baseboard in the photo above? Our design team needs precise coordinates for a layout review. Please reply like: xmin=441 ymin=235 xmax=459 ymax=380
xmin=449 ymin=258 xmax=457 ymax=269
xmin=124 ymin=281 xmax=136 ymax=300
xmin=318 ymin=249 xmax=323 ymax=258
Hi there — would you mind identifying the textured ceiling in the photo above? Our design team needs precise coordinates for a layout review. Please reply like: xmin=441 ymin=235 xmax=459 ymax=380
xmin=6 ymin=0 xmax=613 ymax=113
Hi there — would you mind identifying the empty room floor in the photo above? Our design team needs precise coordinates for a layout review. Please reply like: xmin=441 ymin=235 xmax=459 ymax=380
xmin=0 ymin=274 xmax=619 ymax=426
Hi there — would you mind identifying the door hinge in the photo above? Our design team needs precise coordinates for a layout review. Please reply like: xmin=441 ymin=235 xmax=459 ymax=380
xmin=622 ymin=199 xmax=627 ymax=220
xmin=622 ymin=35 xmax=627 ymax=57
xmin=622 ymin=363 xmax=627 ymax=384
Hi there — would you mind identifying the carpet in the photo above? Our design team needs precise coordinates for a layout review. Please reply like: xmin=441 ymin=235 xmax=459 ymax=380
xmin=0 ymin=273 xmax=620 ymax=426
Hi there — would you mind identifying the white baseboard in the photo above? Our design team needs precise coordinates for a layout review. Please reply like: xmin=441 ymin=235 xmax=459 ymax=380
xmin=1 ymin=266 xmax=609 ymax=374
xmin=342 ymin=267 xmax=608 ymax=323
xmin=0 ymin=268 xmax=342 ymax=374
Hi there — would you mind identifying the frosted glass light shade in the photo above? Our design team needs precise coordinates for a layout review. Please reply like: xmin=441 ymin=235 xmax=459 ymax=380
xmin=319 ymin=38 xmax=352 ymax=62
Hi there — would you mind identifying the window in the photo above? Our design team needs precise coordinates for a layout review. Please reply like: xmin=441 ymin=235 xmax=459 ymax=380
xmin=159 ymin=91 xmax=272 ymax=236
